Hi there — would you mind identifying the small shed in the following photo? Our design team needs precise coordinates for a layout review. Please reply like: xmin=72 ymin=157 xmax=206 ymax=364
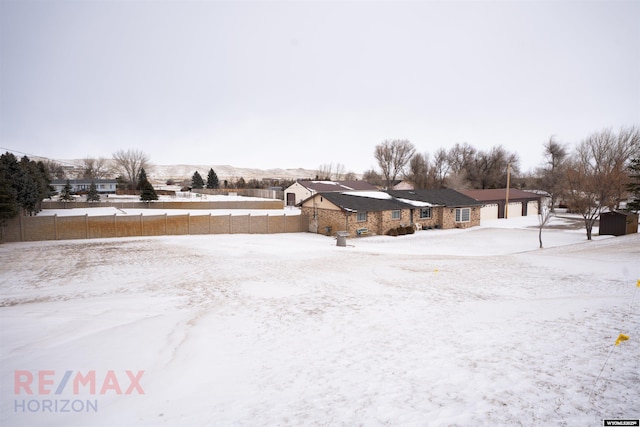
xmin=599 ymin=211 xmax=639 ymax=236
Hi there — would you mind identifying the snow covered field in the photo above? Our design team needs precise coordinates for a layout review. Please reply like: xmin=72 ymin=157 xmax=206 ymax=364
xmin=1 ymin=216 xmax=639 ymax=426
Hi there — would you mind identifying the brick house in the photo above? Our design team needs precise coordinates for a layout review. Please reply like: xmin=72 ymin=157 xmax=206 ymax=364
xmin=300 ymin=189 xmax=482 ymax=237
xmin=387 ymin=189 xmax=483 ymax=230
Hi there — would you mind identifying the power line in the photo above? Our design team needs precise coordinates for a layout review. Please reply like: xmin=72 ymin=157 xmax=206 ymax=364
xmin=0 ymin=146 xmax=80 ymax=167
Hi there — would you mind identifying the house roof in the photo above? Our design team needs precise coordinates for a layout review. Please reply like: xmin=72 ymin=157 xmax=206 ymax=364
xmin=386 ymin=189 xmax=484 ymax=207
xmin=601 ymin=211 xmax=638 ymax=218
xmin=311 ymin=191 xmax=415 ymax=212
xmin=297 ymin=180 xmax=378 ymax=192
xmin=458 ymin=188 xmax=540 ymax=202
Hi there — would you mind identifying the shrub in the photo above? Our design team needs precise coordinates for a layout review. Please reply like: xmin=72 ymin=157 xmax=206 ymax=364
xmin=388 ymin=228 xmax=398 ymax=237
xmin=405 ymin=225 xmax=415 ymax=234
xmin=397 ymin=226 xmax=407 ymax=235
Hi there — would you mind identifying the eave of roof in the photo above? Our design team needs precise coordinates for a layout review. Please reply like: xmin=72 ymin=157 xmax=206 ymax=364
xmin=458 ymin=188 xmax=541 ymax=202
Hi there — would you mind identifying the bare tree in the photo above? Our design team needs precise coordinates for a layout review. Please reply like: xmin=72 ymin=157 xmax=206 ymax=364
xmin=317 ymin=162 xmax=348 ymax=181
xmin=334 ymin=163 xmax=347 ymax=181
xmin=537 ymin=137 xmax=568 ymax=211
xmin=467 ymin=146 xmax=520 ymax=189
xmin=82 ymin=157 xmax=111 ymax=180
xmin=343 ymin=171 xmax=358 ymax=181
xmin=407 ymin=152 xmax=429 ymax=189
xmin=431 ymin=148 xmax=451 ymax=189
xmin=446 ymin=143 xmax=476 ymax=189
xmin=537 ymin=200 xmax=553 ymax=248
xmin=316 ymin=164 xmax=333 ymax=180
xmin=363 ymin=168 xmax=383 ymax=187
xmin=565 ymin=127 xmax=639 ymax=240
xmin=44 ymin=160 xmax=66 ymax=179
xmin=447 ymin=142 xmax=476 ymax=176
xmin=374 ymin=139 xmax=416 ymax=189
xmin=112 ymin=149 xmax=150 ymax=190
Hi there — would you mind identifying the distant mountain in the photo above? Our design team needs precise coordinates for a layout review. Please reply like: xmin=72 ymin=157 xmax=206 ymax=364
xmin=55 ymin=159 xmax=317 ymax=182
xmin=151 ymin=164 xmax=317 ymax=181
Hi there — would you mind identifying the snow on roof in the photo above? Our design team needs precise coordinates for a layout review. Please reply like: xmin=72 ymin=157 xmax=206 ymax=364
xmin=341 ymin=191 xmax=392 ymax=200
xmin=395 ymin=198 xmax=435 ymax=207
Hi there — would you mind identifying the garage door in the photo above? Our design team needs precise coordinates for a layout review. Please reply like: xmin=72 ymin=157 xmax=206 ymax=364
xmin=527 ymin=201 xmax=539 ymax=216
xmin=481 ymin=204 xmax=499 ymax=220
xmin=507 ymin=202 xmax=523 ymax=217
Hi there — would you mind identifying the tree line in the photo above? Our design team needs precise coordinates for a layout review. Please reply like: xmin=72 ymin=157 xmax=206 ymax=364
xmin=367 ymin=126 xmax=640 ymax=240
xmin=0 ymin=153 xmax=55 ymax=235
xmin=367 ymin=140 xmax=521 ymax=191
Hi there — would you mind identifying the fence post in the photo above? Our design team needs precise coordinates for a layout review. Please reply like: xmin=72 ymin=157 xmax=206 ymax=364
xmin=85 ymin=214 xmax=89 ymax=239
xmin=164 ymin=213 xmax=167 ymax=235
xmin=19 ymin=214 xmax=24 ymax=241
xmin=114 ymin=213 xmax=117 ymax=237
xmin=187 ymin=213 xmax=191 ymax=235
xmin=208 ymin=213 xmax=211 ymax=234
xmin=284 ymin=213 xmax=286 ymax=233
xmin=248 ymin=213 xmax=251 ymax=234
xmin=229 ymin=214 xmax=232 ymax=234
xmin=266 ymin=214 xmax=269 ymax=233
xmin=140 ymin=213 xmax=143 ymax=235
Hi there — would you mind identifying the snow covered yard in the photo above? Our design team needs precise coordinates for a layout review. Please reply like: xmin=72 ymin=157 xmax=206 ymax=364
xmin=1 ymin=217 xmax=639 ymax=426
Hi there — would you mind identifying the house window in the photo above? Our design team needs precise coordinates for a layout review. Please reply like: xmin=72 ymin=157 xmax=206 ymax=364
xmin=420 ymin=208 xmax=432 ymax=219
xmin=357 ymin=212 xmax=367 ymax=222
xmin=455 ymin=208 xmax=470 ymax=222
xmin=391 ymin=210 xmax=401 ymax=220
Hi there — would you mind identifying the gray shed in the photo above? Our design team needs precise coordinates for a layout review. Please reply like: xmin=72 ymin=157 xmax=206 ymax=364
xmin=599 ymin=211 xmax=639 ymax=236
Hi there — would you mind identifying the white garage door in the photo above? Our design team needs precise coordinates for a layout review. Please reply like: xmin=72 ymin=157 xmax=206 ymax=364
xmin=481 ymin=204 xmax=499 ymax=220
xmin=527 ymin=200 xmax=539 ymax=216
xmin=507 ymin=202 xmax=522 ymax=217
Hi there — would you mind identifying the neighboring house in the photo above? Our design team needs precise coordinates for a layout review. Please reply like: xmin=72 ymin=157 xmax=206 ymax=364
xmin=299 ymin=189 xmax=482 ymax=237
xmin=391 ymin=180 xmax=414 ymax=190
xmin=458 ymin=188 xmax=542 ymax=220
xmin=284 ymin=180 xmax=378 ymax=206
xmin=51 ymin=179 xmax=118 ymax=195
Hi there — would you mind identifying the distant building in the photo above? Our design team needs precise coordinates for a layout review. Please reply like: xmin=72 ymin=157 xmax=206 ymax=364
xmin=51 ymin=179 xmax=117 ymax=194
xmin=284 ymin=180 xmax=378 ymax=206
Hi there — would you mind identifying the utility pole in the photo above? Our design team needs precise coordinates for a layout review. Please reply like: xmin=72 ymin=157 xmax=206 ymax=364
xmin=505 ymin=164 xmax=511 ymax=219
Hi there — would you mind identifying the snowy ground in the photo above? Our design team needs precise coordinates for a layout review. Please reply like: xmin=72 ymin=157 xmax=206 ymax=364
xmin=1 ymin=216 xmax=639 ymax=426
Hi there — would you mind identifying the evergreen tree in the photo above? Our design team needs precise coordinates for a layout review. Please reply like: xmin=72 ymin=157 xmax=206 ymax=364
xmin=192 ymin=171 xmax=204 ymax=189
xmin=137 ymin=168 xmax=149 ymax=191
xmin=60 ymin=179 xmax=74 ymax=201
xmin=0 ymin=166 xmax=19 ymax=238
xmin=0 ymin=152 xmax=54 ymax=216
xmin=626 ymin=157 xmax=640 ymax=213
xmin=206 ymin=168 xmax=219 ymax=189
xmin=138 ymin=168 xmax=158 ymax=201
xmin=236 ymin=177 xmax=246 ymax=189
xmin=87 ymin=181 xmax=101 ymax=202
xmin=140 ymin=180 xmax=158 ymax=201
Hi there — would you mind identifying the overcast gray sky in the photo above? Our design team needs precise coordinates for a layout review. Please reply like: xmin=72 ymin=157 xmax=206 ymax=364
xmin=1 ymin=0 xmax=638 ymax=174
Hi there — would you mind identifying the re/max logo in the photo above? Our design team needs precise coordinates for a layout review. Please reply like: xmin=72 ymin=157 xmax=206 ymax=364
xmin=14 ymin=370 xmax=145 ymax=395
